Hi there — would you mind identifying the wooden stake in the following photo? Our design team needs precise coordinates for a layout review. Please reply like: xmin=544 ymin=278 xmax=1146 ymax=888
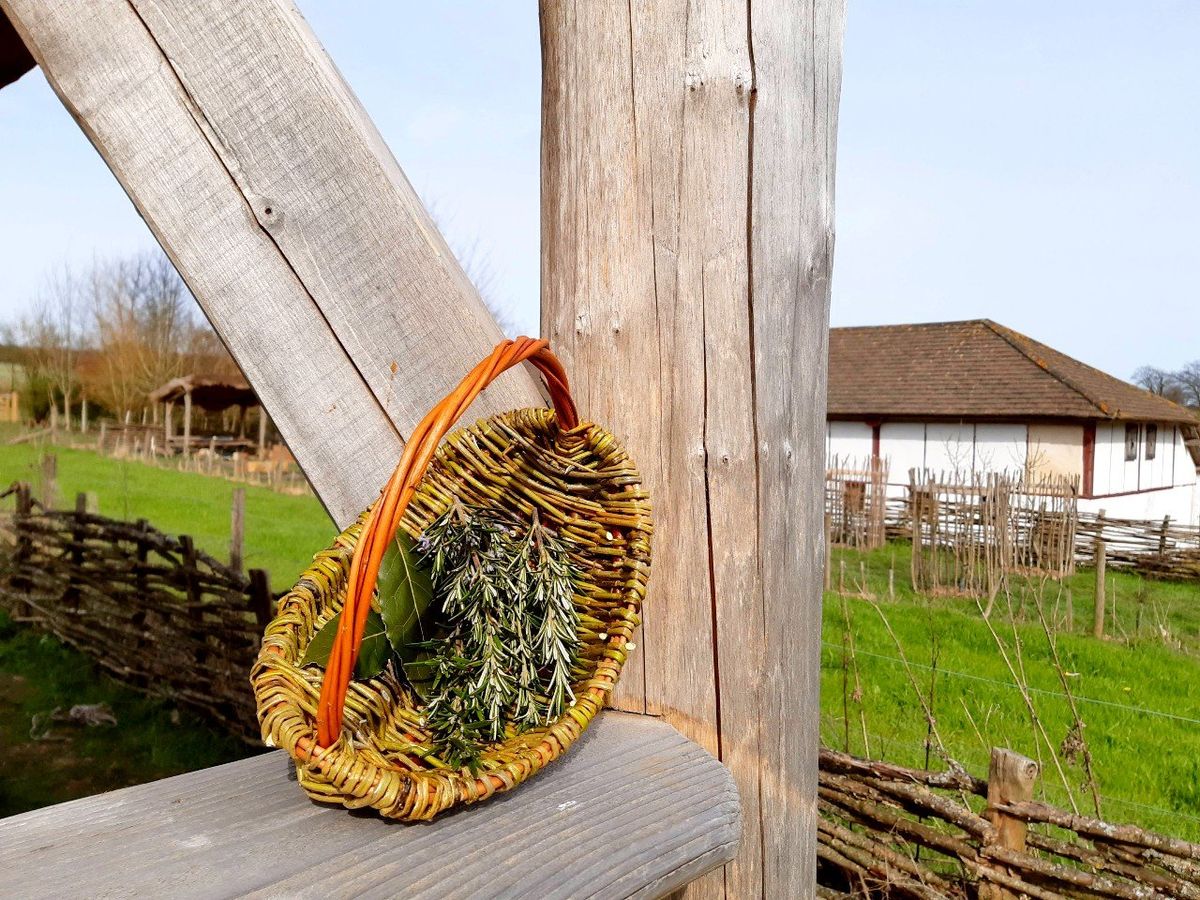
xmin=980 ymin=748 xmax=1039 ymax=900
xmin=1093 ymin=539 xmax=1106 ymax=639
xmin=230 ymin=487 xmax=245 ymax=573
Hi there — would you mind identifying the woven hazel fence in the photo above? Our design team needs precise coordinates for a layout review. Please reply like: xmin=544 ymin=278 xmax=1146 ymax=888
xmin=827 ymin=456 xmax=891 ymax=551
xmin=1077 ymin=512 xmax=1200 ymax=581
xmin=817 ymin=746 xmax=1200 ymax=899
xmin=907 ymin=470 xmax=1079 ymax=600
xmin=0 ymin=481 xmax=273 ymax=742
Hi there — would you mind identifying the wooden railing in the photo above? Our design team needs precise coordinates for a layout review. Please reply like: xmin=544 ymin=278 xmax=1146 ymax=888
xmin=0 ymin=482 xmax=272 ymax=741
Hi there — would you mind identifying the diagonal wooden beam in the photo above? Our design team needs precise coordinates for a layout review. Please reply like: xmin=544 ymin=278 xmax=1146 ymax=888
xmin=0 ymin=8 xmax=34 ymax=88
xmin=2 ymin=0 xmax=542 ymax=526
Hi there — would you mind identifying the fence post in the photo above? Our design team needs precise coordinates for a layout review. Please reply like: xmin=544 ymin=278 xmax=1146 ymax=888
xmin=41 ymin=452 xmax=57 ymax=509
xmin=66 ymin=492 xmax=87 ymax=610
xmin=133 ymin=519 xmax=150 ymax=598
xmin=230 ymin=488 xmax=245 ymax=573
xmin=249 ymin=569 xmax=272 ymax=630
xmin=980 ymin=747 xmax=1039 ymax=900
xmin=1093 ymin=538 xmax=1106 ymax=639
xmin=98 ymin=420 xmax=107 ymax=452
xmin=179 ymin=534 xmax=201 ymax=613
xmin=1158 ymin=515 xmax=1170 ymax=559
xmin=13 ymin=482 xmax=33 ymax=617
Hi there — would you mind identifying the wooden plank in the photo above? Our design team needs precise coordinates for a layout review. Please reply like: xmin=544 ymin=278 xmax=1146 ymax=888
xmin=2 ymin=0 xmax=542 ymax=527
xmin=541 ymin=2 xmax=844 ymax=896
xmin=0 ymin=713 xmax=740 ymax=900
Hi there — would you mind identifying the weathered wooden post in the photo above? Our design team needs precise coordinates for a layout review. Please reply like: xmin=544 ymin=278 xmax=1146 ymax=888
xmin=230 ymin=487 xmax=245 ymax=574
xmin=540 ymin=2 xmax=845 ymax=894
xmin=980 ymin=747 xmax=1039 ymax=899
xmin=1093 ymin=538 xmax=1106 ymax=639
xmin=66 ymin=492 xmax=88 ymax=610
xmin=13 ymin=481 xmax=33 ymax=617
xmin=182 ymin=388 xmax=192 ymax=458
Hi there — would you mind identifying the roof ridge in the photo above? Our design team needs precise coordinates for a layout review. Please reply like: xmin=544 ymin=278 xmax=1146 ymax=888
xmin=979 ymin=320 xmax=1116 ymax=417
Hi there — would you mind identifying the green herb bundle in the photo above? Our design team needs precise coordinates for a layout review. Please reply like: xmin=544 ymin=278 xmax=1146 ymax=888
xmin=301 ymin=501 xmax=582 ymax=771
xmin=418 ymin=503 xmax=580 ymax=768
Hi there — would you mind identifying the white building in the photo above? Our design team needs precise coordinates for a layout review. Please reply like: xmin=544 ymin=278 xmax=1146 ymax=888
xmin=826 ymin=320 xmax=1200 ymax=525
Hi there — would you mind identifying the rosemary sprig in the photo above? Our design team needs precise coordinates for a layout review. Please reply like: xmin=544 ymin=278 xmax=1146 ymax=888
xmin=415 ymin=502 xmax=581 ymax=769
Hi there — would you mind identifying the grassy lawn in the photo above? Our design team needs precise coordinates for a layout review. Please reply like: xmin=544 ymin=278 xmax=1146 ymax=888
xmin=0 ymin=610 xmax=257 ymax=817
xmin=0 ymin=437 xmax=335 ymax=587
xmin=822 ymin=541 xmax=1200 ymax=840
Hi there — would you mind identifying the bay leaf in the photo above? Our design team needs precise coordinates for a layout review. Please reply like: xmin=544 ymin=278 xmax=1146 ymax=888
xmin=300 ymin=609 xmax=389 ymax=679
xmin=376 ymin=529 xmax=436 ymax=664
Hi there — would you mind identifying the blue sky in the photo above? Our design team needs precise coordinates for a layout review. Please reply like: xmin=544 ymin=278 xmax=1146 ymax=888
xmin=0 ymin=2 xmax=1196 ymax=380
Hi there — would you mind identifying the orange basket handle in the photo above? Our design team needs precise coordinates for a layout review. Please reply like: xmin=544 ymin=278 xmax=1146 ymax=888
xmin=315 ymin=337 xmax=578 ymax=747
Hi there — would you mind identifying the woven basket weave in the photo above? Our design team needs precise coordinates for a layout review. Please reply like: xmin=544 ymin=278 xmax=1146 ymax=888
xmin=251 ymin=338 xmax=652 ymax=820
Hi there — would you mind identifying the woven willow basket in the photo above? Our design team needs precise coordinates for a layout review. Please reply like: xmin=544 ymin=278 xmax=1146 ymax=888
xmin=251 ymin=337 xmax=652 ymax=820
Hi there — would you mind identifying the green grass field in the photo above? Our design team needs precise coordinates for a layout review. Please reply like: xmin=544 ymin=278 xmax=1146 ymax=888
xmin=2 ymin=436 xmax=1199 ymax=841
xmin=0 ymin=437 xmax=335 ymax=586
xmin=822 ymin=542 xmax=1200 ymax=840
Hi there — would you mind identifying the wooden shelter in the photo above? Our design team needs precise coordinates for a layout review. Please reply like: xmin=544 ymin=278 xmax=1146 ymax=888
xmin=0 ymin=2 xmax=843 ymax=896
xmin=147 ymin=374 xmax=265 ymax=455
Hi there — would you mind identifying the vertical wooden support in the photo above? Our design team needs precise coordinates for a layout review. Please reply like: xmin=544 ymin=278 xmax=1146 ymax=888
xmin=80 ymin=398 xmax=88 ymax=433
xmin=134 ymin=519 xmax=150 ymax=600
xmin=1093 ymin=539 xmax=1106 ymax=639
xmin=66 ymin=492 xmax=87 ymax=610
xmin=165 ymin=401 xmax=174 ymax=450
xmin=183 ymin=389 xmax=192 ymax=459
xmin=980 ymin=748 xmax=1039 ymax=899
xmin=257 ymin=408 xmax=268 ymax=456
xmin=230 ymin=488 xmax=246 ymax=574
xmin=540 ymin=2 xmax=845 ymax=894
xmin=13 ymin=482 xmax=33 ymax=616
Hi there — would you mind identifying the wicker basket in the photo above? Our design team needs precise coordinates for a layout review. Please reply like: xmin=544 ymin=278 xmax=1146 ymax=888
xmin=251 ymin=337 xmax=652 ymax=820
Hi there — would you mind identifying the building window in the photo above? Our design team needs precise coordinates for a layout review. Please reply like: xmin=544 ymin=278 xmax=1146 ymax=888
xmin=1124 ymin=423 xmax=1139 ymax=461
xmin=1145 ymin=424 xmax=1157 ymax=460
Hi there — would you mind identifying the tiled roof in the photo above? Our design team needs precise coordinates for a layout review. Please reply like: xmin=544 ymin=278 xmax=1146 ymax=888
xmin=828 ymin=320 xmax=1198 ymax=424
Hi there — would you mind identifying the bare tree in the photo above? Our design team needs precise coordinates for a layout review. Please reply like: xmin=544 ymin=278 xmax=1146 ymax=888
xmin=3 ymin=265 xmax=86 ymax=424
xmin=86 ymin=251 xmax=238 ymax=418
xmin=1173 ymin=361 xmax=1200 ymax=409
xmin=1132 ymin=365 xmax=1174 ymax=396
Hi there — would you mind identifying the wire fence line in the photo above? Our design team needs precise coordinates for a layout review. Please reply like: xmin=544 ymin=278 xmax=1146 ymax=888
xmin=821 ymin=640 xmax=1200 ymax=728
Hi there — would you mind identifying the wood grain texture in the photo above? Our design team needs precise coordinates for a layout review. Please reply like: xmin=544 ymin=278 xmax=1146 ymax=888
xmin=2 ymin=0 xmax=543 ymax=527
xmin=541 ymin=2 xmax=845 ymax=896
xmin=0 ymin=713 xmax=740 ymax=900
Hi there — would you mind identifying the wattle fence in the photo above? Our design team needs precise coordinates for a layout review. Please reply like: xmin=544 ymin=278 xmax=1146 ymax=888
xmin=0 ymin=481 xmax=273 ymax=741
xmin=818 ymin=747 xmax=1200 ymax=898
